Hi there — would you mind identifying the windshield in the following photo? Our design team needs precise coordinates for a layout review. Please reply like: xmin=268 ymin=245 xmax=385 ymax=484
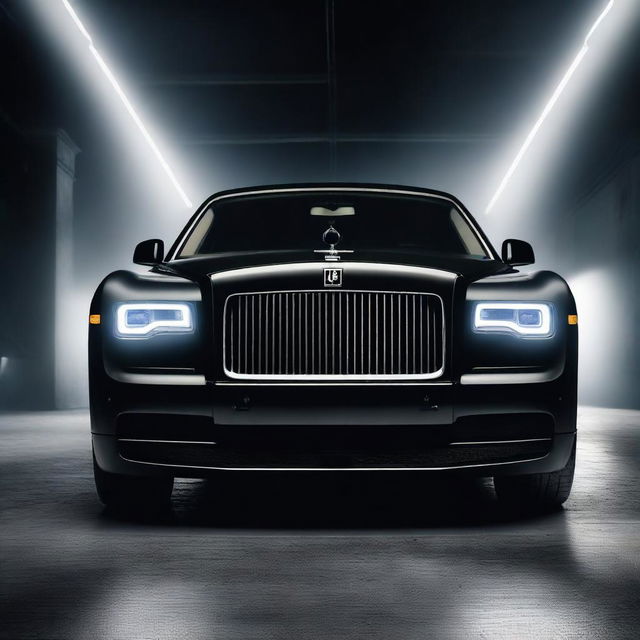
xmin=175 ymin=191 xmax=491 ymax=259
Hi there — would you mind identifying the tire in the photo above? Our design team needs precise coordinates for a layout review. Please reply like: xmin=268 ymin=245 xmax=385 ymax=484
xmin=494 ymin=438 xmax=576 ymax=511
xmin=93 ymin=451 xmax=173 ymax=509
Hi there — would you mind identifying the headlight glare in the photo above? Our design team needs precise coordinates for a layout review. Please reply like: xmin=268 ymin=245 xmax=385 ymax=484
xmin=474 ymin=302 xmax=552 ymax=336
xmin=116 ymin=303 xmax=193 ymax=337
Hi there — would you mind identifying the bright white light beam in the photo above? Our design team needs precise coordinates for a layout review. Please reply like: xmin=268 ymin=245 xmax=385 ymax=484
xmin=485 ymin=0 xmax=615 ymax=214
xmin=60 ymin=0 xmax=193 ymax=208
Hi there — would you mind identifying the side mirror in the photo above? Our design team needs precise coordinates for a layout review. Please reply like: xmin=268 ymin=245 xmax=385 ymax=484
xmin=133 ymin=239 xmax=164 ymax=266
xmin=501 ymin=238 xmax=534 ymax=266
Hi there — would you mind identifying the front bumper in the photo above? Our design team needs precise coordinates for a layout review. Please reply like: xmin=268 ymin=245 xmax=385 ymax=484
xmin=91 ymin=377 xmax=576 ymax=477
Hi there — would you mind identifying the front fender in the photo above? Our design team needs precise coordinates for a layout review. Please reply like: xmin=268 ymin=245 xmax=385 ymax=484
xmin=458 ymin=270 xmax=577 ymax=385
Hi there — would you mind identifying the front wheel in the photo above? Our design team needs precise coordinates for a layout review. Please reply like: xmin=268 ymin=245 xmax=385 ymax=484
xmin=493 ymin=438 xmax=576 ymax=511
xmin=93 ymin=452 xmax=173 ymax=509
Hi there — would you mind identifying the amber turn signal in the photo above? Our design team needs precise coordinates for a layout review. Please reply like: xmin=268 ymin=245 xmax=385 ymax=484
xmin=89 ymin=314 xmax=101 ymax=325
xmin=568 ymin=315 xmax=578 ymax=325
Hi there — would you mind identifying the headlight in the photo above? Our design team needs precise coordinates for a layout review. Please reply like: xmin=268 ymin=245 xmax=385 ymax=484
xmin=473 ymin=302 xmax=553 ymax=337
xmin=116 ymin=303 xmax=193 ymax=337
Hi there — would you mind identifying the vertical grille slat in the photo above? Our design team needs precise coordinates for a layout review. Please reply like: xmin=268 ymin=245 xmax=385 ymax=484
xmin=304 ymin=293 xmax=309 ymax=374
xmin=429 ymin=297 xmax=432 ymax=372
xmin=331 ymin=293 xmax=336 ymax=374
xmin=243 ymin=295 xmax=248 ymax=374
xmin=375 ymin=293 xmax=379 ymax=374
xmin=360 ymin=293 xmax=364 ymax=375
xmin=338 ymin=294 xmax=342 ymax=374
xmin=418 ymin=298 xmax=424 ymax=371
xmin=251 ymin=296 xmax=255 ymax=374
xmin=367 ymin=293 xmax=372 ymax=375
xmin=412 ymin=295 xmax=416 ymax=374
xmin=390 ymin=296 xmax=394 ymax=375
xmin=225 ymin=291 xmax=444 ymax=379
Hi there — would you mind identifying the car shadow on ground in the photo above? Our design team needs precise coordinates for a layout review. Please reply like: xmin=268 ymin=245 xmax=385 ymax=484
xmin=101 ymin=472 xmax=565 ymax=529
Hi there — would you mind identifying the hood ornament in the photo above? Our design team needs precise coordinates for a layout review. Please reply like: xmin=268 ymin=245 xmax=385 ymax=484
xmin=314 ymin=222 xmax=353 ymax=262
xmin=323 ymin=224 xmax=341 ymax=250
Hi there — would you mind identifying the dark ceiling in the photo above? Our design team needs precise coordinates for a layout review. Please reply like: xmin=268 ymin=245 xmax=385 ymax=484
xmin=32 ymin=0 xmax=624 ymax=140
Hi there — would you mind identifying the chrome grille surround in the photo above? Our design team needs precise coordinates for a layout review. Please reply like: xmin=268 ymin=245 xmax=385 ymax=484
xmin=223 ymin=290 xmax=445 ymax=380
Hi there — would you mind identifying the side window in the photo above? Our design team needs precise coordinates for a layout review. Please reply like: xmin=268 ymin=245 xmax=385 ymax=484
xmin=179 ymin=208 xmax=214 ymax=257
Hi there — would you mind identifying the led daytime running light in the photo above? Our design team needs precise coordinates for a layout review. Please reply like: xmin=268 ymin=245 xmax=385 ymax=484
xmin=474 ymin=302 xmax=553 ymax=336
xmin=116 ymin=303 xmax=193 ymax=336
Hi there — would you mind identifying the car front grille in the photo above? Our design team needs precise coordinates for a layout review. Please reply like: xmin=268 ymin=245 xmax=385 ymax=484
xmin=223 ymin=290 xmax=444 ymax=379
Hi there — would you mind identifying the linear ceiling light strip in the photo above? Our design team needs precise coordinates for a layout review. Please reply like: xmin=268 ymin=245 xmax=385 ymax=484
xmin=60 ymin=0 xmax=193 ymax=208
xmin=485 ymin=0 xmax=615 ymax=214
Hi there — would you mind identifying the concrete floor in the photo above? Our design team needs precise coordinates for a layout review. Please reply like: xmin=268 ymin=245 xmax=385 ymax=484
xmin=0 ymin=407 xmax=639 ymax=639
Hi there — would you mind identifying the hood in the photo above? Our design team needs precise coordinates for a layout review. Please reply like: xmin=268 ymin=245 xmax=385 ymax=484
xmin=157 ymin=249 xmax=510 ymax=283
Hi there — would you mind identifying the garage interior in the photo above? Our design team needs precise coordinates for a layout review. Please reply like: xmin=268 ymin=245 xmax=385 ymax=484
xmin=1 ymin=1 xmax=639 ymax=638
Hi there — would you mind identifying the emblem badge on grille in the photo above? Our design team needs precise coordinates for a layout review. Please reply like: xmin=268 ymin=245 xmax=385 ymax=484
xmin=324 ymin=268 xmax=343 ymax=287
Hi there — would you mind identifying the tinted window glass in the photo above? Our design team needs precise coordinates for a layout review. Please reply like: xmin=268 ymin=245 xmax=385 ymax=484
xmin=177 ymin=192 xmax=489 ymax=259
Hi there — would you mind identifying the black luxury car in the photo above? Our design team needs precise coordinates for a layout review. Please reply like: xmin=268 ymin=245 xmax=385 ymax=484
xmin=89 ymin=184 xmax=577 ymax=510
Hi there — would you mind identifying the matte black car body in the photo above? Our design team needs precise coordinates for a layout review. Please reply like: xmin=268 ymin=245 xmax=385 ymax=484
xmin=89 ymin=184 xmax=577 ymax=505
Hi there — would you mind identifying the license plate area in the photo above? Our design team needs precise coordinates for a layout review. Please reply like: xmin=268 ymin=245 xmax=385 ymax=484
xmin=212 ymin=383 xmax=453 ymax=426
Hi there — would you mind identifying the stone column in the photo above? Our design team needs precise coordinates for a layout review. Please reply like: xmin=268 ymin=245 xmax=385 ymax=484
xmin=54 ymin=129 xmax=82 ymax=409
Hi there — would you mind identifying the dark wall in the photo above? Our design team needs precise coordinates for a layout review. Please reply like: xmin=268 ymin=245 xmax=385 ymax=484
xmin=561 ymin=154 xmax=640 ymax=408
xmin=0 ymin=8 xmax=58 ymax=408
xmin=512 ymin=24 xmax=640 ymax=409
